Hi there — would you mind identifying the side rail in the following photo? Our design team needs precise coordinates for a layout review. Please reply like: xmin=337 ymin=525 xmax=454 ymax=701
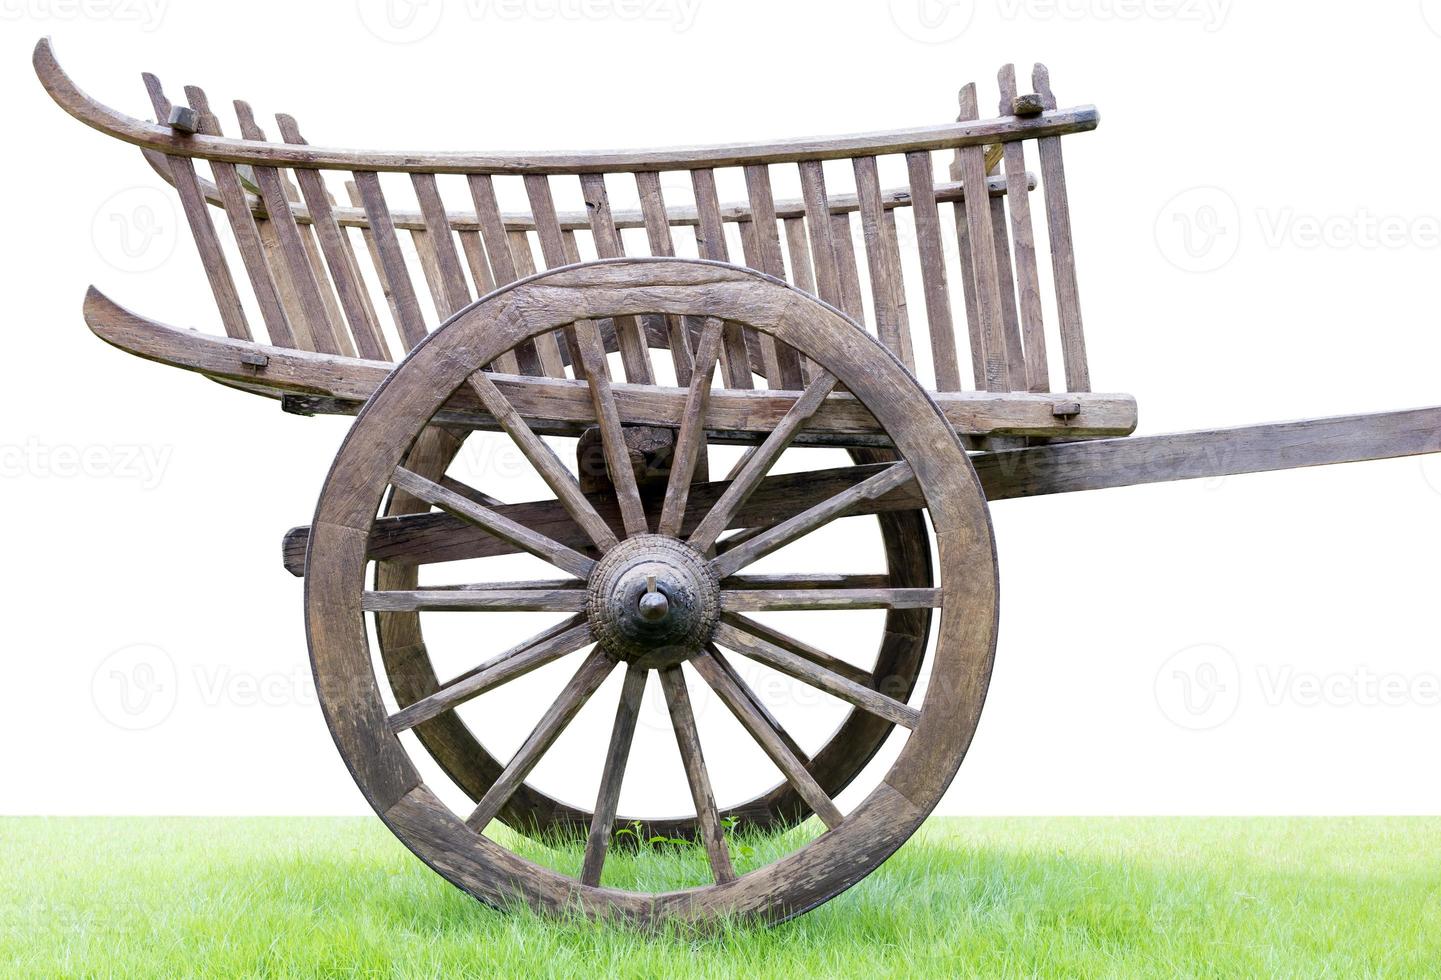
xmin=37 ymin=40 xmax=1101 ymax=402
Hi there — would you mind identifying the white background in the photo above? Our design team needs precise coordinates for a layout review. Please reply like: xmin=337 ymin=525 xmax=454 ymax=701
xmin=3 ymin=0 xmax=1439 ymax=817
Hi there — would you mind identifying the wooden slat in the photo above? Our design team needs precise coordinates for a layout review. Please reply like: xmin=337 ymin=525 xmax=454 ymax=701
xmin=879 ymin=210 xmax=918 ymax=373
xmin=853 ymin=156 xmax=905 ymax=363
xmin=521 ymin=175 xmax=585 ymax=378
xmin=274 ymin=115 xmax=389 ymax=360
xmin=997 ymin=64 xmax=1050 ymax=393
xmin=409 ymin=228 xmax=450 ymax=320
xmin=139 ymin=76 xmax=250 ymax=341
xmin=797 ymin=160 xmax=843 ymax=308
xmin=634 ymin=171 xmax=694 ymax=384
xmin=579 ymin=173 xmax=653 ymax=384
xmin=345 ymin=180 xmax=403 ymax=349
xmin=951 ymin=84 xmax=1012 ymax=392
xmin=412 ymin=173 xmax=473 ymax=318
xmin=1033 ymin=64 xmax=1091 ymax=392
xmin=457 ymin=230 xmax=519 ymax=373
xmin=180 ymin=86 xmax=294 ymax=348
xmin=906 ymin=149 xmax=964 ymax=392
xmin=742 ymin=165 xmax=804 ymax=388
xmin=691 ymin=167 xmax=755 ymax=389
xmin=466 ymin=173 xmax=542 ymax=375
xmin=988 ymin=195 xmax=1029 ymax=387
xmin=719 ymin=588 xmax=941 ymax=611
xmin=828 ymin=211 xmax=866 ymax=322
xmin=285 ymin=174 xmax=355 ymax=357
xmin=231 ymin=102 xmax=344 ymax=354
xmin=352 ymin=171 xmax=428 ymax=351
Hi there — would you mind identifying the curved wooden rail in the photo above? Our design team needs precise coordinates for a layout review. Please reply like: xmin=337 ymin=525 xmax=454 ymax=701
xmin=81 ymin=280 xmax=1137 ymax=438
xmin=34 ymin=38 xmax=1099 ymax=175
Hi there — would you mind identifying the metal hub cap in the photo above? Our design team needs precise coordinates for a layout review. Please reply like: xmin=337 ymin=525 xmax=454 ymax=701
xmin=586 ymin=534 xmax=719 ymax=668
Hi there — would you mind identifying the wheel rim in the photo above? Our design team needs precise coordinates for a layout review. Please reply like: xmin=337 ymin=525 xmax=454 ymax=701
xmin=306 ymin=258 xmax=997 ymax=925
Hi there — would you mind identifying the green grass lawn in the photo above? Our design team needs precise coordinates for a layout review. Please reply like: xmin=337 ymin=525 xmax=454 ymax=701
xmin=3 ymin=816 xmax=1438 ymax=977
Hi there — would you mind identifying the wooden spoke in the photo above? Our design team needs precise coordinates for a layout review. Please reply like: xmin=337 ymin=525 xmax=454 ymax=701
xmin=389 ymin=618 xmax=595 ymax=733
xmin=718 ymin=613 xmax=872 ymax=688
xmin=658 ymin=666 xmax=736 ymax=884
xmin=580 ymin=663 xmax=648 ymax=887
xmin=466 ymin=649 xmax=616 ymax=833
xmin=391 ymin=467 xmax=595 ymax=578
xmin=439 ymin=613 xmax=584 ymax=688
xmin=719 ymin=588 xmax=940 ymax=612
xmin=713 ymin=622 xmax=920 ymax=730
xmin=710 ymin=461 xmax=915 ymax=579
xmin=688 ymin=371 xmax=839 ymax=552
xmin=707 ymin=645 xmax=808 ymax=765
xmin=466 ymin=370 xmax=620 ymax=552
xmin=361 ymin=588 xmax=585 ymax=613
xmin=438 ymin=475 xmax=503 ymax=509
xmin=656 ymin=318 xmax=726 ymax=538
xmin=573 ymin=323 xmax=650 ymax=538
xmin=691 ymin=647 xmax=842 ymax=830
xmin=724 ymin=573 xmax=890 ymax=591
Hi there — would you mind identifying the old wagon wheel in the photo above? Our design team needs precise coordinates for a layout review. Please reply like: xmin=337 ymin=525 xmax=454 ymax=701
xmin=373 ymin=434 xmax=931 ymax=842
xmin=306 ymin=258 xmax=997 ymax=925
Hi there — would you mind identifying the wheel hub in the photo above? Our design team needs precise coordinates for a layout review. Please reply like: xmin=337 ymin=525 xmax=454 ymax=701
xmin=586 ymin=534 xmax=719 ymax=669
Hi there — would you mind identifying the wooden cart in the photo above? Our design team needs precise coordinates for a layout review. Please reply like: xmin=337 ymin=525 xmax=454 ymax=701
xmin=35 ymin=38 xmax=1440 ymax=927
